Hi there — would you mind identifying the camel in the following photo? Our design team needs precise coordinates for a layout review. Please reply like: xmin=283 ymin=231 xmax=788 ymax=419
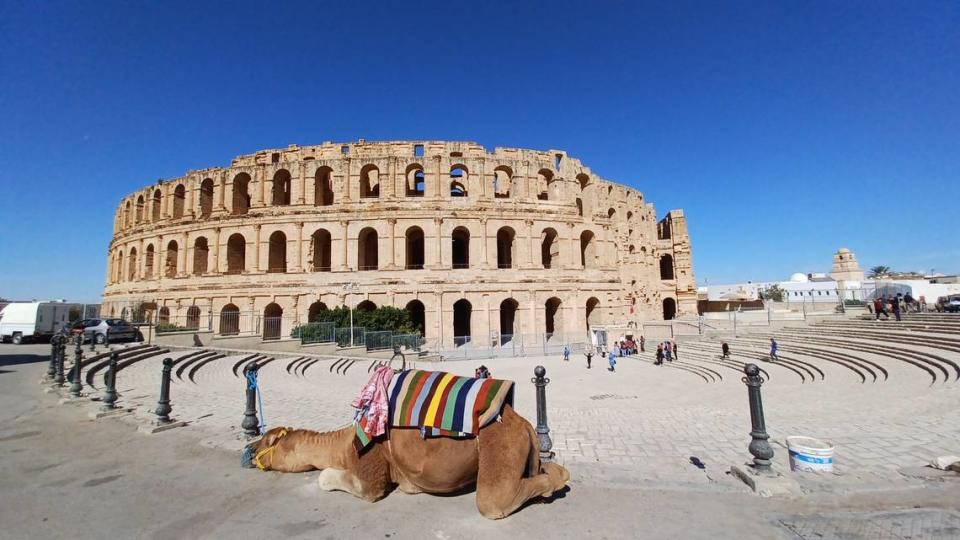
xmin=245 ymin=404 xmax=570 ymax=519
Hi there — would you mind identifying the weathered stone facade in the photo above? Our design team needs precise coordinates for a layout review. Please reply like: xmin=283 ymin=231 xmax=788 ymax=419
xmin=102 ymin=140 xmax=696 ymax=346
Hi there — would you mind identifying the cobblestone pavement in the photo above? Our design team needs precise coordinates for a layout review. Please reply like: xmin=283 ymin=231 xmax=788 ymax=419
xmin=778 ymin=509 xmax=960 ymax=539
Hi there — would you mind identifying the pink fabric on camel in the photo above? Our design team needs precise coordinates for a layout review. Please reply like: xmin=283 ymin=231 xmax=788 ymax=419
xmin=352 ymin=366 xmax=394 ymax=440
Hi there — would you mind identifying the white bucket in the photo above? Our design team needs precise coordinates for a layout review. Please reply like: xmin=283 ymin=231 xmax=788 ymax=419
xmin=786 ymin=436 xmax=834 ymax=472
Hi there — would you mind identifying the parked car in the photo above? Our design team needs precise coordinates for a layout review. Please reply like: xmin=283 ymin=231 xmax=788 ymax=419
xmin=71 ymin=318 xmax=141 ymax=344
xmin=0 ymin=301 xmax=81 ymax=344
xmin=935 ymin=295 xmax=960 ymax=313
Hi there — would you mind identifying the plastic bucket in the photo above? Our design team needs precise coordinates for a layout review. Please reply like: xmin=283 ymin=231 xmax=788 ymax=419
xmin=786 ymin=436 xmax=834 ymax=472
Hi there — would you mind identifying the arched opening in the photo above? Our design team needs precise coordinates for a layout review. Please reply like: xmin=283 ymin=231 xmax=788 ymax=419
xmin=263 ymin=303 xmax=283 ymax=340
xmin=494 ymin=166 xmax=512 ymax=198
xmin=585 ymin=297 xmax=601 ymax=330
xmin=199 ymin=179 xmax=214 ymax=217
xmin=315 ymin=166 xmax=334 ymax=206
xmin=496 ymin=227 xmax=515 ymax=269
xmin=405 ymin=165 xmax=425 ymax=197
xmin=227 ymin=233 xmax=246 ymax=274
xmin=405 ymin=300 xmax=426 ymax=337
xmin=193 ymin=237 xmax=209 ymax=275
xmin=451 ymin=227 xmax=470 ymax=269
xmin=662 ymin=298 xmax=677 ymax=320
xmin=165 ymin=241 xmax=178 ymax=278
xmin=272 ymin=169 xmax=291 ymax=206
xmin=220 ymin=304 xmax=240 ymax=335
xmin=607 ymin=207 xmax=616 ymax=220
xmin=577 ymin=173 xmax=590 ymax=191
xmin=627 ymin=211 xmax=633 ymax=222
xmin=307 ymin=301 xmax=328 ymax=322
xmin=186 ymin=306 xmax=201 ymax=329
xmin=660 ymin=254 xmax=675 ymax=280
xmin=576 ymin=198 xmax=583 ymax=217
xmin=545 ymin=297 xmax=562 ymax=335
xmin=144 ymin=244 xmax=155 ymax=279
xmin=173 ymin=185 xmax=185 ymax=218
xmin=117 ymin=251 xmax=124 ymax=282
xmin=499 ymin=298 xmax=518 ymax=341
xmin=580 ymin=230 xmax=596 ymax=268
xmin=453 ymin=299 xmax=472 ymax=345
xmin=356 ymin=300 xmax=376 ymax=312
xmin=152 ymin=189 xmax=162 ymax=221
xmin=135 ymin=196 xmax=144 ymax=222
xmin=541 ymin=228 xmax=559 ymax=269
xmin=268 ymin=231 xmax=287 ymax=273
xmin=450 ymin=166 xmax=467 ymax=197
xmin=310 ymin=229 xmax=332 ymax=272
xmin=158 ymin=307 xmax=170 ymax=325
xmin=128 ymin=247 xmax=138 ymax=281
xmin=123 ymin=201 xmax=131 ymax=227
xmin=358 ymin=227 xmax=378 ymax=270
xmin=232 ymin=173 xmax=251 ymax=215
xmin=405 ymin=226 xmax=424 ymax=270
xmin=360 ymin=165 xmax=380 ymax=198
xmin=537 ymin=169 xmax=553 ymax=200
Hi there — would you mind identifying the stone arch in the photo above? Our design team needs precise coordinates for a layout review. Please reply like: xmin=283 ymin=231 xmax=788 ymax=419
xmin=406 ymin=300 xmax=426 ymax=337
xmin=360 ymin=164 xmax=380 ymax=198
xmin=580 ymin=230 xmax=596 ymax=268
xmin=494 ymin=166 xmax=512 ymax=198
xmin=263 ymin=303 xmax=283 ymax=340
xmin=627 ymin=211 xmax=633 ymax=222
xmin=268 ymin=230 xmax=287 ymax=273
xmin=144 ymin=244 xmax=155 ymax=278
xmin=199 ymin=178 xmax=214 ymax=217
xmin=405 ymin=226 xmax=425 ymax=270
xmin=499 ymin=298 xmax=519 ymax=339
xmin=545 ymin=297 xmax=562 ymax=335
xmin=164 ymin=241 xmax=178 ymax=278
xmin=453 ymin=298 xmax=472 ymax=345
xmin=186 ymin=306 xmax=201 ymax=329
xmin=310 ymin=228 xmax=332 ymax=272
xmin=193 ymin=237 xmax=209 ymax=275
xmin=158 ymin=306 xmax=170 ymax=325
xmin=662 ymin=297 xmax=676 ymax=320
xmin=450 ymin=165 xmax=467 ymax=197
xmin=541 ymin=228 xmax=559 ymax=269
xmin=660 ymin=254 xmax=675 ymax=280
xmin=173 ymin=184 xmax=186 ymax=218
xmin=314 ymin=166 xmax=334 ymax=206
xmin=220 ymin=304 xmax=240 ymax=335
xmin=358 ymin=227 xmax=378 ymax=270
xmin=227 ymin=233 xmax=246 ymax=274
xmin=152 ymin=189 xmax=162 ymax=221
xmin=232 ymin=173 xmax=251 ymax=215
xmin=135 ymin=195 xmax=144 ymax=223
xmin=272 ymin=169 xmax=291 ymax=206
xmin=577 ymin=173 xmax=590 ymax=191
xmin=576 ymin=198 xmax=583 ymax=217
xmin=128 ymin=247 xmax=138 ymax=281
xmin=585 ymin=297 xmax=601 ymax=330
xmin=496 ymin=227 xmax=516 ymax=269
xmin=307 ymin=301 xmax=328 ymax=322
xmin=607 ymin=207 xmax=616 ymax=220
xmin=123 ymin=201 xmax=132 ymax=228
xmin=405 ymin=164 xmax=425 ymax=197
xmin=537 ymin=169 xmax=553 ymax=200
xmin=452 ymin=226 xmax=470 ymax=269
xmin=117 ymin=250 xmax=125 ymax=282
xmin=357 ymin=300 xmax=376 ymax=312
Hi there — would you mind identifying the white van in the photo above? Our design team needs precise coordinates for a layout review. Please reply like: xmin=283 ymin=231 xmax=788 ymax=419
xmin=0 ymin=301 xmax=82 ymax=344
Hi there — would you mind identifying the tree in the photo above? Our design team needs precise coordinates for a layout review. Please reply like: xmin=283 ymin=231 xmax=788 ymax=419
xmin=869 ymin=265 xmax=891 ymax=279
xmin=760 ymin=284 xmax=785 ymax=302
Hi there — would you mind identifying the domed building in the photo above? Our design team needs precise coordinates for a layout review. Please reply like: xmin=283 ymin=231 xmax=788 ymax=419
xmin=102 ymin=140 xmax=697 ymax=347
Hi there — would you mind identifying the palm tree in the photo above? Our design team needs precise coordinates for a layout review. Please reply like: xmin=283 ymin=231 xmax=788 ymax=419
xmin=869 ymin=265 xmax=891 ymax=279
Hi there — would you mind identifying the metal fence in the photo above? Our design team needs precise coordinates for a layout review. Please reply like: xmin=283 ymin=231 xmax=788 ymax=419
xmin=294 ymin=321 xmax=336 ymax=344
xmin=433 ymin=332 xmax=587 ymax=361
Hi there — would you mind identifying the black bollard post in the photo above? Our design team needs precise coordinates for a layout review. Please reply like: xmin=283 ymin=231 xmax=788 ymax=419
xmin=102 ymin=352 xmax=119 ymax=411
xmin=47 ymin=335 xmax=59 ymax=379
xmin=155 ymin=358 xmax=173 ymax=423
xmin=55 ymin=340 xmax=66 ymax=386
xmin=531 ymin=365 xmax=553 ymax=460
xmin=742 ymin=363 xmax=774 ymax=473
xmin=69 ymin=339 xmax=83 ymax=397
xmin=241 ymin=367 xmax=261 ymax=437
xmin=89 ymin=328 xmax=96 ymax=353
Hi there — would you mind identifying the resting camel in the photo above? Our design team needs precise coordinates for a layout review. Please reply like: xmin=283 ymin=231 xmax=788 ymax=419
xmin=245 ymin=404 xmax=570 ymax=519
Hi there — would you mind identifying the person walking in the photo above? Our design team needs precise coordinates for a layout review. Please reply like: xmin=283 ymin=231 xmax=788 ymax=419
xmin=608 ymin=351 xmax=617 ymax=372
xmin=585 ymin=351 xmax=593 ymax=369
xmin=721 ymin=341 xmax=730 ymax=359
xmin=664 ymin=341 xmax=673 ymax=362
xmin=655 ymin=344 xmax=664 ymax=365
xmin=873 ymin=297 xmax=888 ymax=320
xmin=673 ymin=341 xmax=679 ymax=360
xmin=892 ymin=294 xmax=902 ymax=322
xmin=563 ymin=345 xmax=570 ymax=362
xmin=769 ymin=337 xmax=779 ymax=362
xmin=640 ymin=335 xmax=646 ymax=353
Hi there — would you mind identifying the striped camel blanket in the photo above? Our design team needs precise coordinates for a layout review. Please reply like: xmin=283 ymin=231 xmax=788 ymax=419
xmin=354 ymin=369 xmax=514 ymax=450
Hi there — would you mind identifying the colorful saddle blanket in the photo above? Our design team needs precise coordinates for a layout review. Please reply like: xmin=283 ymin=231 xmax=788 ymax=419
xmin=354 ymin=369 xmax=514 ymax=450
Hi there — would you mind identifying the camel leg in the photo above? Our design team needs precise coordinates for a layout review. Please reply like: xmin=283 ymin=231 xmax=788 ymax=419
xmin=318 ymin=468 xmax=382 ymax=502
xmin=475 ymin=409 xmax=569 ymax=519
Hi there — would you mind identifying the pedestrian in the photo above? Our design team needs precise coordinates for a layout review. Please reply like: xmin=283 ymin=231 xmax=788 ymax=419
xmin=563 ymin=345 xmax=570 ymax=362
xmin=892 ymin=294 xmax=902 ymax=322
xmin=608 ymin=352 xmax=617 ymax=372
xmin=640 ymin=335 xmax=646 ymax=353
xmin=673 ymin=341 xmax=679 ymax=360
xmin=769 ymin=337 xmax=779 ymax=362
xmin=586 ymin=351 xmax=593 ymax=369
xmin=655 ymin=344 xmax=664 ymax=366
xmin=664 ymin=340 xmax=673 ymax=362
xmin=721 ymin=341 xmax=730 ymax=359
xmin=873 ymin=298 xmax=888 ymax=320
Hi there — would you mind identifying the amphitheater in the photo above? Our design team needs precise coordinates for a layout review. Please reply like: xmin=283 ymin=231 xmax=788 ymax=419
xmin=102 ymin=140 xmax=696 ymax=349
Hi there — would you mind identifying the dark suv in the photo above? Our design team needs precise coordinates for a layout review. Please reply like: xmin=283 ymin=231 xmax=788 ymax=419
xmin=71 ymin=319 xmax=141 ymax=343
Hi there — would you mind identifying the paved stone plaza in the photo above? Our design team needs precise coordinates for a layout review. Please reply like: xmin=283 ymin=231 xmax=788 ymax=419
xmin=2 ymin=313 xmax=959 ymax=538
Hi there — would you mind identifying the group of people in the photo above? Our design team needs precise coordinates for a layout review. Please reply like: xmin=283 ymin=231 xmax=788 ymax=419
xmin=869 ymin=293 xmax=915 ymax=322
xmin=612 ymin=336 xmax=644 ymax=356
xmin=717 ymin=338 xmax=779 ymax=362
xmin=653 ymin=340 xmax=678 ymax=365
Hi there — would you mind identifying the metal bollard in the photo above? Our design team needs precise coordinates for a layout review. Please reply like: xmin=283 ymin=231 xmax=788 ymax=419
xmin=47 ymin=335 xmax=59 ymax=379
xmin=55 ymin=340 xmax=66 ymax=386
xmin=531 ymin=365 xmax=553 ymax=460
xmin=241 ymin=367 xmax=261 ymax=437
xmin=155 ymin=358 xmax=173 ymax=423
xmin=69 ymin=340 xmax=83 ymax=397
xmin=102 ymin=352 xmax=119 ymax=410
xmin=742 ymin=363 xmax=774 ymax=472
xmin=89 ymin=329 xmax=96 ymax=352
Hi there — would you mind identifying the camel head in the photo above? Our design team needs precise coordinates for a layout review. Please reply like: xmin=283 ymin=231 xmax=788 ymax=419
xmin=241 ymin=426 xmax=292 ymax=469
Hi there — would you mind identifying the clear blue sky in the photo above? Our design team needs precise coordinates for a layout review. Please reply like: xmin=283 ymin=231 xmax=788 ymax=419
xmin=1 ymin=1 xmax=957 ymax=302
